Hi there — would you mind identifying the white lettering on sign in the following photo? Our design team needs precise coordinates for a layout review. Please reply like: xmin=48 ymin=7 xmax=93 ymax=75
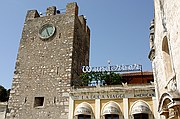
xmin=82 ymin=64 xmax=142 ymax=73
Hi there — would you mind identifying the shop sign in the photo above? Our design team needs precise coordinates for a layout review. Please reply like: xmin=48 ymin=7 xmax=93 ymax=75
xmin=82 ymin=64 xmax=142 ymax=73
xmin=71 ymin=89 xmax=155 ymax=100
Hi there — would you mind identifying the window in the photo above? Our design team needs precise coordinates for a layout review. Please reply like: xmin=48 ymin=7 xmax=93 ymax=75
xmin=134 ymin=113 xmax=148 ymax=119
xmin=162 ymin=36 xmax=173 ymax=80
xmin=105 ymin=114 xmax=119 ymax=119
xmin=78 ymin=114 xmax=91 ymax=119
xmin=162 ymin=36 xmax=173 ymax=79
xmin=34 ymin=97 xmax=44 ymax=107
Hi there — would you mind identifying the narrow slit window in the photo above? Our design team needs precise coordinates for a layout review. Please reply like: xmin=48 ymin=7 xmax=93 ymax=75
xmin=34 ymin=97 xmax=44 ymax=107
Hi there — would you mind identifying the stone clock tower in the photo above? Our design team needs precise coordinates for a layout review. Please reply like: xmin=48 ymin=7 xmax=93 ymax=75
xmin=6 ymin=2 xmax=90 ymax=119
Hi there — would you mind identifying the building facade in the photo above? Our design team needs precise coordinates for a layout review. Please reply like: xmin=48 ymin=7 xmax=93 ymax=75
xmin=121 ymin=72 xmax=153 ymax=84
xmin=149 ymin=0 xmax=180 ymax=118
xmin=6 ymin=3 xmax=90 ymax=119
xmin=69 ymin=72 xmax=157 ymax=119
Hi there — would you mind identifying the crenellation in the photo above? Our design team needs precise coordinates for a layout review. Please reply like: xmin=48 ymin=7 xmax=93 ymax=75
xmin=66 ymin=2 xmax=78 ymax=16
xmin=25 ymin=10 xmax=40 ymax=21
xmin=46 ymin=6 xmax=56 ymax=16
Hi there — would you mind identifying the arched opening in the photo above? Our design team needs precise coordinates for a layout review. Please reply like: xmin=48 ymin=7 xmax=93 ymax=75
xmin=130 ymin=101 xmax=153 ymax=119
xmin=102 ymin=101 xmax=123 ymax=119
xmin=158 ymin=93 xmax=180 ymax=119
xmin=74 ymin=102 xmax=94 ymax=119
xmin=162 ymin=36 xmax=173 ymax=80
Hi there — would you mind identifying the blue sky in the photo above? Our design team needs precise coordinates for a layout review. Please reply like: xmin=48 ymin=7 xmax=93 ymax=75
xmin=0 ymin=0 xmax=154 ymax=89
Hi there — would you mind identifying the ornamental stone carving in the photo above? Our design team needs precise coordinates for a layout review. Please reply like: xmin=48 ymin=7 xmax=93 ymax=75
xmin=167 ymin=76 xmax=177 ymax=92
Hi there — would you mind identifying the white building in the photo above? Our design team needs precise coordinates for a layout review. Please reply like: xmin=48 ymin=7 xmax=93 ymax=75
xmin=149 ymin=0 xmax=180 ymax=118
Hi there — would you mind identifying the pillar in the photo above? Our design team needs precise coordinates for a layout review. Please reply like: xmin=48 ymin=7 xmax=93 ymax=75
xmin=123 ymin=98 xmax=129 ymax=119
xmin=95 ymin=99 xmax=101 ymax=119
xmin=68 ymin=96 xmax=74 ymax=119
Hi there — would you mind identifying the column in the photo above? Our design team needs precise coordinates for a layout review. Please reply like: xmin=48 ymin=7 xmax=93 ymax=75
xmin=152 ymin=97 xmax=159 ymax=119
xmin=123 ymin=98 xmax=129 ymax=119
xmin=95 ymin=99 xmax=101 ymax=119
xmin=68 ymin=96 xmax=74 ymax=119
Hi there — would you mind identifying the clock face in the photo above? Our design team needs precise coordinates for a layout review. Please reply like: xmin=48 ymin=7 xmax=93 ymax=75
xmin=39 ymin=24 xmax=56 ymax=39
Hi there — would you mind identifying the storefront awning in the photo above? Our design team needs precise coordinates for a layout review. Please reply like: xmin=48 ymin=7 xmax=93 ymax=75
xmin=74 ymin=102 xmax=92 ymax=116
xmin=102 ymin=102 xmax=121 ymax=115
xmin=131 ymin=101 xmax=150 ymax=115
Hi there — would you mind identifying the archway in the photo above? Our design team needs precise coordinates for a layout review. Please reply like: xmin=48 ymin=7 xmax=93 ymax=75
xmin=74 ymin=102 xmax=94 ymax=119
xmin=101 ymin=101 xmax=124 ymax=119
xmin=158 ymin=93 xmax=180 ymax=119
xmin=130 ymin=100 xmax=153 ymax=119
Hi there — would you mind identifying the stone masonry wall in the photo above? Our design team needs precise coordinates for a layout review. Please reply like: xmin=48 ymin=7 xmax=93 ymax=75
xmin=152 ymin=0 xmax=180 ymax=100
xmin=71 ymin=15 xmax=90 ymax=86
xmin=7 ymin=3 xmax=90 ymax=119
xmin=151 ymin=0 xmax=180 ymax=118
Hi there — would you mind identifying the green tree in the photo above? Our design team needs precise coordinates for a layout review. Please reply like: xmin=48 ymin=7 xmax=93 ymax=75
xmin=80 ymin=72 xmax=92 ymax=86
xmin=0 ymin=85 xmax=10 ymax=102
xmin=80 ymin=72 xmax=101 ymax=86
xmin=80 ymin=71 xmax=124 ymax=86
xmin=101 ymin=71 xmax=123 ymax=85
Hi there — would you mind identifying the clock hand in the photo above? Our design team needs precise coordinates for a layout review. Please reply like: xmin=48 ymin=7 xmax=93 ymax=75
xmin=45 ymin=28 xmax=50 ymax=36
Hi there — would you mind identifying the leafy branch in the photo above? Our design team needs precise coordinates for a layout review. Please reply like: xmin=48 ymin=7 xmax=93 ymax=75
xmin=80 ymin=71 xmax=124 ymax=86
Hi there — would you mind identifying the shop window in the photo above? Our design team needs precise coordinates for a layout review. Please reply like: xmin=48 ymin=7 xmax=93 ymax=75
xmin=105 ymin=114 xmax=119 ymax=119
xmin=134 ymin=113 xmax=148 ymax=119
xmin=78 ymin=114 xmax=91 ymax=119
xmin=34 ymin=97 xmax=44 ymax=107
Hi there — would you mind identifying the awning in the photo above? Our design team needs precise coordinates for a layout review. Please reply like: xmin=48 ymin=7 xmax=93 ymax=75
xmin=131 ymin=101 xmax=150 ymax=115
xmin=102 ymin=102 xmax=121 ymax=115
xmin=74 ymin=102 xmax=92 ymax=116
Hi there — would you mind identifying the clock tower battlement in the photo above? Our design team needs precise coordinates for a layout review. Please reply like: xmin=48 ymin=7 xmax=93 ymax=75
xmin=7 ymin=2 xmax=90 ymax=119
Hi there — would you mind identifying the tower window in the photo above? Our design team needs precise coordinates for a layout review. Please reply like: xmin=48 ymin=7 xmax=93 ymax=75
xmin=34 ymin=97 xmax=44 ymax=107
